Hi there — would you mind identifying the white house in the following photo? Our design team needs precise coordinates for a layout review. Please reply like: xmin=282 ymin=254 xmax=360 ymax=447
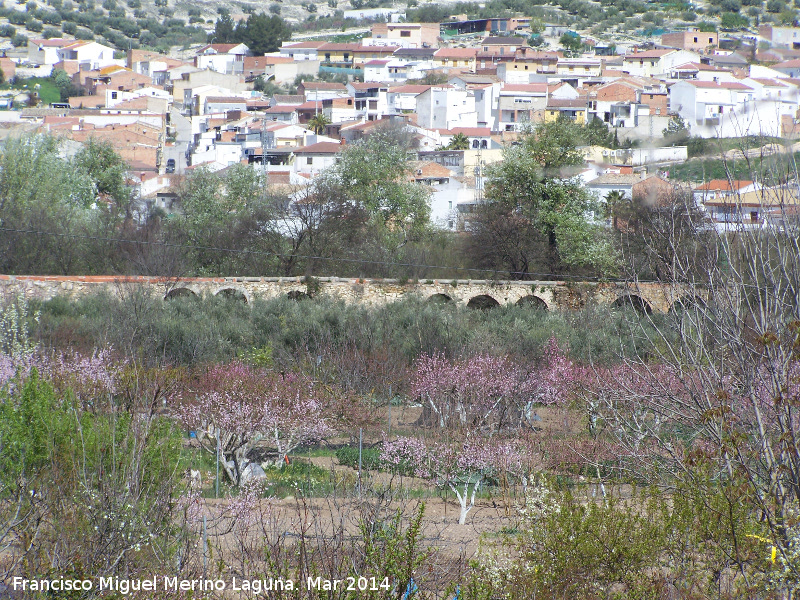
xmin=195 ymin=43 xmax=250 ymax=74
xmin=292 ymin=142 xmax=341 ymax=176
xmin=183 ymin=84 xmax=237 ymax=116
xmin=770 ymin=58 xmax=800 ymax=79
xmin=622 ymin=49 xmax=700 ymax=78
xmin=279 ymin=41 xmax=323 ymax=61
xmin=105 ymin=86 xmax=172 ymax=109
xmin=385 ymin=84 xmax=431 ymax=113
xmin=668 ymin=80 xmax=781 ymax=138
xmin=440 ymin=127 xmax=493 ymax=149
xmin=693 ymin=179 xmax=760 ymax=206
xmin=415 ymin=86 xmax=478 ymax=130
xmin=56 ymin=41 xmax=117 ymax=71
xmin=204 ymin=96 xmax=249 ymax=115
xmin=27 ymin=38 xmax=73 ymax=66
xmin=496 ymin=83 xmax=548 ymax=131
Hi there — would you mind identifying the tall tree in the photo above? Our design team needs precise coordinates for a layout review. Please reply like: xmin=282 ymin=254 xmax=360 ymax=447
xmin=233 ymin=12 xmax=291 ymax=56
xmin=211 ymin=11 xmax=234 ymax=42
xmin=322 ymin=122 xmax=431 ymax=246
xmin=467 ymin=119 xmax=618 ymax=278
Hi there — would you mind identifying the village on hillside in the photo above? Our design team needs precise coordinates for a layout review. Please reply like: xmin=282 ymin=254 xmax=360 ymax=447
xmin=2 ymin=14 xmax=800 ymax=230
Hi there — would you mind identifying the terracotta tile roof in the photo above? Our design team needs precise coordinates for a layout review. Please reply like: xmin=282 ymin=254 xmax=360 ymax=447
xmin=450 ymin=126 xmax=491 ymax=136
xmin=749 ymin=78 xmax=789 ymax=87
xmin=623 ymin=49 xmax=675 ymax=59
xmin=389 ymin=84 xmax=433 ymax=94
xmin=695 ymin=179 xmax=753 ymax=192
xmin=410 ymin=160 xmax=453 ymax=179
xmin=32 ymin=38 xmax=74 ymax=47
xmin=198 ymin=43 xmax=243 ymax=54
xmin=547 ymin=98 xmax=587 ymax=108
xmin=773 ymin=58 xmax=800 ymax=69
xmin=293 ymin=142 xmax=341 ymax=154
xmin=282 ymin=41 xmax=326 ymax=49
xmin=349 ymin=82 xmax=387 ymax=90
xmin=265 ymin=105 xmax=297 ymax=114
xmin=435 ymin=47 xmax=478 ymax=58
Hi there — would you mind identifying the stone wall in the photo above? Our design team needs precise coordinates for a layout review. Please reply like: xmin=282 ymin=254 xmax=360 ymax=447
xmin=0 ymin=275 xmax=694 ymax=313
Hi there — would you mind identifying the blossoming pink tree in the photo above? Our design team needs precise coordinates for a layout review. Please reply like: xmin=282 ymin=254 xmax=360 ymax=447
xmin=178 ymin=363 xmax=332 ymax=486
xmin=381 ymin=435 xmax=524 ymax=524
xmin=410 ymin=337 xmax=570 ymax=430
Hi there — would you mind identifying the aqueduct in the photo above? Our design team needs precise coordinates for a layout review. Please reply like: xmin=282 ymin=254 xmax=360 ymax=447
xmin=0 ymin=275 xmax=701 ymax=313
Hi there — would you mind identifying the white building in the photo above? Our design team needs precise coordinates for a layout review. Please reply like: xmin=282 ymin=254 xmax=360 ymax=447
xmin=669 ymin=80 xmax=784 ymax=138
xmin=56 ymin=41 xmax=117 ymax=71
xmin=279 ymin=42 xmax=323 ymax=61
xmin=622 ymin=49 xmax=701 ymax=78
xmin=195 ymin=43 xmax=250 ymax=74
xmin=415 ymin=86 xmax=478 ymax=130
xmin=292 ymin=142 xmax=341 ymax=176
xmin=496 ymin=83 xmax=548 ymax=131
xmin=385 ymin=84 xmax=430 ymax=114
xmin=27 ymin=38 xmax=73 ymax=66
xmin=105 ymin=86 xmax=172 ymax=109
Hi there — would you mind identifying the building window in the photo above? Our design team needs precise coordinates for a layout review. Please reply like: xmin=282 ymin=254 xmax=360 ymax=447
xmin=306 ymin=157 xmax=313 ymax=165
xmin=401 ymin=30 xmax=411 ymax=37
xmin=709 ymin=38 xmax=714 ymax=43
xmin=111 ymin=91 xmax=117 ymax=99
xmin=694 ymin=37 xmax=698 ymax=43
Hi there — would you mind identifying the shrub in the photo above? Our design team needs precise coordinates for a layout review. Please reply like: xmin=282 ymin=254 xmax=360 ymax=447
xmin=336 ymin=445 xmax=382 ymax=470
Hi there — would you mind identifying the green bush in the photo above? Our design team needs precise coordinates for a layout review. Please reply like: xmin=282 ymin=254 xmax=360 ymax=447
xmin=336 ymin=445 xmax=382 ymax=470
xmin=32 ymin=293 xmax=667 ymax=371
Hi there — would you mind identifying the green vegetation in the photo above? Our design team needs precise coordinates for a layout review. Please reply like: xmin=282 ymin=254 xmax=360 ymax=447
xmin=668 ymin=151 xmax=800 ymax=183
xmin=336 ymin=445 xmax=382 ymax=470
xmin=32 ymin=292 xmax=667 ymax=374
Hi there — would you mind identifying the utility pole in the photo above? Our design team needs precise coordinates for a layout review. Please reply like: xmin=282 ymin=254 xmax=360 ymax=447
xmin=260 ymin=113 xmax=269 ymax=199
xmin=474 ymin=143 xmax=484 ymax=204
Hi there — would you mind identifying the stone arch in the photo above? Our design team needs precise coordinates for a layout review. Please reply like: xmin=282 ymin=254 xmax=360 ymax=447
xmin=611 ymin=294 xmax=652 ymax=314
xmin=164 ymin=287 xmax=197 ymax=300
xmin=287 ymin=290 xmax=310 ymax=301
xmin=214 ymin=287 xmax=248 ymax=303
xmin=467 ymin=294 xmax=500 ymax=310
xmin=516 ymin=295 xmax=548 ymax=309
xmin=428 ymin=293 xmax=453 ymax=304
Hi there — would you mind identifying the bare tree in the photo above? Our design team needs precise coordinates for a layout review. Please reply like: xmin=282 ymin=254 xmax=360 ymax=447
xmin=589 ymin=178 xmax=800 ymax=584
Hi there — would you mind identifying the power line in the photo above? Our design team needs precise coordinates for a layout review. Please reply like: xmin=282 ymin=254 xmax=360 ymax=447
xmin=0 ymin=226 xmax=615 ymax=282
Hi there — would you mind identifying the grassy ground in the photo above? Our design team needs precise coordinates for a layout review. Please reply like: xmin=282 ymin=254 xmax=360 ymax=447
xmin=667 ymin=151 xmax=800 ymax=183
xmin=8 ymin=77 xmax=61 ymax=105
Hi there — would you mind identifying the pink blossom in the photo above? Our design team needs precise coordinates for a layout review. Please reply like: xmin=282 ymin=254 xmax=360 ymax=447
xmin=410 ymin=341 xmax=570 ymax=429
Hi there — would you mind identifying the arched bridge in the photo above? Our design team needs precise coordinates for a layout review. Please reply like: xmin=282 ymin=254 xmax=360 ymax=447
xmin=0 ymin=275 xmax=703 ymax=314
